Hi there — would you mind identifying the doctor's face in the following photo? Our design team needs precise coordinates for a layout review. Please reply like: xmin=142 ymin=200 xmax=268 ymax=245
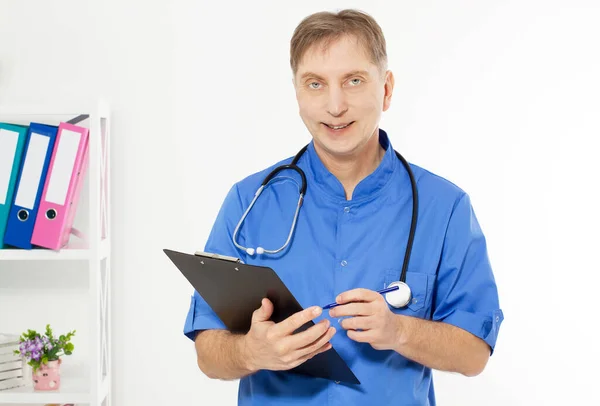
xmin=294 ymin=34 xmax=393 ymax=158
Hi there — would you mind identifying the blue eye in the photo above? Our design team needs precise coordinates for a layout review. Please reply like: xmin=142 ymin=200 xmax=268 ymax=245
xmin=309 ymin=82 xmax=321 ymax=89
xmin=350 ymin=78 xmax=361 ymax=85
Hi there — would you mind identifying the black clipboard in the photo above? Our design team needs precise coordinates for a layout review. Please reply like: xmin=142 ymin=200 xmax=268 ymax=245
xmin=163 ymin=248 xmax=360 ymax=385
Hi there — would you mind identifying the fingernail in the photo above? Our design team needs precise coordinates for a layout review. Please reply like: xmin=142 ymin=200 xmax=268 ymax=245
xmin=336 ymin=295 xmax=341 ymax=303
xmin=313 ymin=307 xmax=322 ymax=315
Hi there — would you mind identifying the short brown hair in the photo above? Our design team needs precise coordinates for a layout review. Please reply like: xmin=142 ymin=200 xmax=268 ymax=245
xmin=290 ymin=9 xmax=388 ymax=76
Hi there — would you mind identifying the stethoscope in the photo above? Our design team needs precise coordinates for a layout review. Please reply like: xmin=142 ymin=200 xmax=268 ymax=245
xmin=232 ymin=144 xmax=418 ymax=309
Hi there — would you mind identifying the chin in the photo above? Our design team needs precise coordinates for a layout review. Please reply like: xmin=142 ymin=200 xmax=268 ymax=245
xmin=316 ymin=137 xmax=362 ymax=157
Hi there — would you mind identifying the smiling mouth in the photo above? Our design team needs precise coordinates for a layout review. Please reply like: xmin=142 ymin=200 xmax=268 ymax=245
xmin=322 ymin=121 xmax=355 ymax=130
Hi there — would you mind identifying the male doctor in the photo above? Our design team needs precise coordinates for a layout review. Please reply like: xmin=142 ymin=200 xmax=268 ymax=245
xmin=183 ymin=9 xmax=504 ymax=405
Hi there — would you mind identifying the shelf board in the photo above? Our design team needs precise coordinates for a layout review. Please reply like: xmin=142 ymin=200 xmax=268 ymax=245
xmin=0 ymin=100 xmax=109 ymax=117
xmin=0 ymin=376 xmax=89 ymax=404
xmin=0 ymin=239 xmax=109 ymax=261
xmin=0 ymin=364 xmax=95 ymax=404
xmin=0 ymin=362 xmax=109 ymax=404
xmin=0 ymin=248 xmax=89 ymax=261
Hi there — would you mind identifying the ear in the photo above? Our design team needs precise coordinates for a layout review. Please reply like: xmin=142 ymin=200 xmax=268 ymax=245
xmin=382 ymin=70 xmax=395 ymax=112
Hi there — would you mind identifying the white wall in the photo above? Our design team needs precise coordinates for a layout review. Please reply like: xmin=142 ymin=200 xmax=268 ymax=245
xmin=1 ymin=0 xmax=599 ymax=405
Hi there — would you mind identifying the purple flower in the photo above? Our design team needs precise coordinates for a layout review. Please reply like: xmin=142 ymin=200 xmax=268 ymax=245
xmin=32 ymin=351 xmax=40 ymax=361
xmin=47 ymin=343 xmax=53 ymax=350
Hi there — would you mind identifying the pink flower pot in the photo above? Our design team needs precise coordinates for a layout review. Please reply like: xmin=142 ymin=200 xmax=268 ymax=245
xmin=32 ymin=359 xmax=61 ymax=391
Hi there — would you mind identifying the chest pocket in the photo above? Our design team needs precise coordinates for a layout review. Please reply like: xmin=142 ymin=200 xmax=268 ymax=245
xmin=384 ymin=270 xmax=433 ymax=319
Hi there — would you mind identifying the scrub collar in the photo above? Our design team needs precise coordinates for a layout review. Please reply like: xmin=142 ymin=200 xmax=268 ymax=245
xmin=303 ymin=128 xmax=398 ymax=203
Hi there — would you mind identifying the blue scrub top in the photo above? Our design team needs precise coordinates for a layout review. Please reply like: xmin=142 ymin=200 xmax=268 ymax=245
xmin=183 ymin=129 xmax=504 ymax=406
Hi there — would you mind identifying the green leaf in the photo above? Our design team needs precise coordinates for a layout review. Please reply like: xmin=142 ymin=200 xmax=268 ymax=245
xmin=29 ymin=359 xmax=41 ymax=372
xmin=45 ymin=324 xmax=53 ymax=338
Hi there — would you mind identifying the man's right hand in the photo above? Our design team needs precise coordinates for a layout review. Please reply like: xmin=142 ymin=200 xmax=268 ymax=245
xmin=241 ymin=298 xmax=336 ymax=372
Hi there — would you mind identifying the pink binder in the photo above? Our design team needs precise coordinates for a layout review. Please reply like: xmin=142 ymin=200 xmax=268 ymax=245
xmin=30 ymin=122 xmax=89 ymax=250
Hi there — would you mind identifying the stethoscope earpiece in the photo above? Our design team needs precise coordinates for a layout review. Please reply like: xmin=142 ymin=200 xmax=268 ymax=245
xmin=244 ymin=247 xmax=265 ymax=256
xmin=385 ymin=281 xmax=412 ymax=308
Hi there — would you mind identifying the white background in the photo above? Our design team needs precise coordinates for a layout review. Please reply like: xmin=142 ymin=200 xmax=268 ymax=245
xmin=1 ymin=0 xmax=599 ymax=405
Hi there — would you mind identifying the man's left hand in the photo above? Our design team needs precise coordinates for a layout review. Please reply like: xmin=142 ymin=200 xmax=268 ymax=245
xmin=328 ymin=288 xmax=405 ymax=351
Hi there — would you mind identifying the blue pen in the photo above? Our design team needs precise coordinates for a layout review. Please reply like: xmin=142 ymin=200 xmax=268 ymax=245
xmin=321 ymin=285 xmax=399 ymax=310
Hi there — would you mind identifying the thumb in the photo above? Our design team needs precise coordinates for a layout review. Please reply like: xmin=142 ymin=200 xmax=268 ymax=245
xmin=252 ymin=298 xmax=273 ymax=323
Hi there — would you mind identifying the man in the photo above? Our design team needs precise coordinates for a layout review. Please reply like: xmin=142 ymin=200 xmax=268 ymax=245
xmin=183 ymin=8 xmax=503 ymax=405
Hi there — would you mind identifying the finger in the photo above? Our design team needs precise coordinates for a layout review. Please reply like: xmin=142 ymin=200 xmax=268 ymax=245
xmin=251 ymin=298 xmax=274 ymax=323
xmin=347 ymin=329 xmax=373 ymax=343
xmin=285 ymin=318 xmax=331 ymax=350
xmin=336 ymin=288 xmax=380 ymax=305
xmin=312 ymin=342 xmax=333 ymax=357
xmin=294 ymin=326 xmax=336 ymax=359
xmin=275 ymin=323 xmax=333 ymax=366
xmin=328 ymin=302 xmax=373 ymax=318
xmin=294 ymin=341 xmax=333 ymax=366
xmin=273 ymin=306 xmax=322 ymax=337
xmin=340 ymin=316 xmax=375 ymax=331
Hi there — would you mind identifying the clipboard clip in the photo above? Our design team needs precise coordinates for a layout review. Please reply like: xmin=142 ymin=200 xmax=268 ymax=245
xmin=194 ymin=250 xmax=243 ymax=263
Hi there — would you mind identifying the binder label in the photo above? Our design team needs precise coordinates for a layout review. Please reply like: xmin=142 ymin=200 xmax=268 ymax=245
xmin=0 ymin=129 xmax=19 ymax=205
xmin=15 ymin=133 xmax=50 ymax=210
xmin=45 ymin=129 xmax=81 ymax=205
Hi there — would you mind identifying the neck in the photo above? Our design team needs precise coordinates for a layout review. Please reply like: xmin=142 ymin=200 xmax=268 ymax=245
xmin=315 ymin=131 xmax=385 ymax=200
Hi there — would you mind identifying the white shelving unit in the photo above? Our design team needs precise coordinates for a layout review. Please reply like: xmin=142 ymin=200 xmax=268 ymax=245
xmin=0 ymin=100 xmax=111 ymax=406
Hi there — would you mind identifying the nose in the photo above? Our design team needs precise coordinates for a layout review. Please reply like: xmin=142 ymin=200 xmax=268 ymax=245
xmin=326 ymin=86 xmax=348 ymax=117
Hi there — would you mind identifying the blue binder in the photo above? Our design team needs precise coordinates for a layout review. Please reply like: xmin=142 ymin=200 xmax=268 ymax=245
xmin=0 ymin=123 xmax=29 ymax=249
xmin=3 ymin=123 xmax=58 ymax=249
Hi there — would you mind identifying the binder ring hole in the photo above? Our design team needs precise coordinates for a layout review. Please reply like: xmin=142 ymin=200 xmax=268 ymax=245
xmin=46 ymin=209 xmax=57 ymax=220
xmin=17 ymin=209 xmax=28 ymax=221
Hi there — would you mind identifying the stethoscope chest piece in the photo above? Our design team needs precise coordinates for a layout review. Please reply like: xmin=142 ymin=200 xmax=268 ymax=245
xmin=385 ymin=281 xmax=412 ymax=308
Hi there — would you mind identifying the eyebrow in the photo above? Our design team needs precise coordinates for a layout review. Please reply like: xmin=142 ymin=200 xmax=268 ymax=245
xmin=299 ymin=70 xmax=370 ymax=81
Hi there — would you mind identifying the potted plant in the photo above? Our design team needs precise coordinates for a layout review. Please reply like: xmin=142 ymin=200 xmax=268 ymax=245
xmin=13 ymin=324 xmax=76 ymax=391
